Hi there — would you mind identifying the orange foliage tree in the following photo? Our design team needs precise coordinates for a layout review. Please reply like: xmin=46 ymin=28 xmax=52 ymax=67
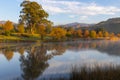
xmin=73 ymin=29 xmax=82 ymax=38
xmin=84 ymin=30 xmax=90 ymax=38
xmin=103 ymin=31 xmax=109 ymax=37
xmin=98 ymin=31 xmax=103 ymax=37
xmin=3 ymin=21 xmax=14 ymax=32
xmin=76 ymin=29 xmax=82 ymax=38
xmin=50 ymin=27 xmax=67 ymax=40
xmin=3 ymin=21 xmax=14 ymax=35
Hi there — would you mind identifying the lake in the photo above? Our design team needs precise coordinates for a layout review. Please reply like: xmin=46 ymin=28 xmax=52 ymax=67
xmin=0 ymin=40 xmax=120 ymax=80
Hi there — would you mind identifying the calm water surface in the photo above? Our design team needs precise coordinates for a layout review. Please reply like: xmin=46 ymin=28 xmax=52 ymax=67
xmin=0 ymin=40 xmax=120 ymax=80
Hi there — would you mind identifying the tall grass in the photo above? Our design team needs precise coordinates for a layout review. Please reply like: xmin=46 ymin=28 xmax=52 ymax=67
xmin=70 ymin=65 xmax=120 ymax=80
xmin=41 ymin=65 xmax=120 ymax=80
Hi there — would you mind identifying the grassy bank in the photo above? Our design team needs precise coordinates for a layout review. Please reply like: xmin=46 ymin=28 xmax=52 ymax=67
xmin=0 ymin=33 xmax=119 ymax=43
xmin=0 ymin=33 xmax=41 ymax=43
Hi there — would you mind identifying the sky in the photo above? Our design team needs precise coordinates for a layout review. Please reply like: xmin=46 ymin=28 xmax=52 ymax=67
xmin=0 ymin=0 xmax=120 ymax=25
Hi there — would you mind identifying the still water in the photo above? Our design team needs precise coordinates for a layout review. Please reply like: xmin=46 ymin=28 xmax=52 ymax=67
xmin=0 ymin=40 xmax=120 ymax=80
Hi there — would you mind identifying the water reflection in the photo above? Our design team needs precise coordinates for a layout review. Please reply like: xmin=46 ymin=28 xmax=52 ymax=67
xmin=2 ymin=49 xmax=14 ymax=61
xmin=0 ymin=41 xmax=120 ymax=79
xmin=20 ymin=44 xmax=52 ymax=80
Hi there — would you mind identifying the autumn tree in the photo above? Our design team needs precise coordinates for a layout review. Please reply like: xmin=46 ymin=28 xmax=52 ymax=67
xmin=66 ymin=27 xmax=74 ymax=37
xmin=73 ymin=30 xmax=82 ymax=38
xmin=37 ymin=24 xmax=46 ymax=40
xmin=66 ymin=31 xmax=72 ymax=37
xmin=117 ymin=33 xmax=120 ymax=37
xmin=3 ymin=21 xmax=14 ymax=35
xmin=103 ymin=31 xmax=109 ymax=37
xmin=90 ymin=30 xmax=97 ymax=38
xmin=19 ymin=1 xmax=52 ymax=34
xmin=73 ymin=31 xmax=77 ymax=38
xmin=42 ymin=20 xmax=53 ymax=34
xmin=50 ymin=27 xmax=67 ymax=40
xmin=84 ymin=30 xmax=90 ymax=38
xmin=110 ymin=33 xmax=114 ymax=37
xmin=98 ymin=31 xmax=103 ymax=37
xmin=77 ymin=29 xmax=82 ymax=37
xmin=17 ymin=24 xmax=25 ymax=33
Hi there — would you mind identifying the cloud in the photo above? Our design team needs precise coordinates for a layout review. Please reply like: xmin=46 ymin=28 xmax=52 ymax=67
xmin=80 ymin=16 xmax=88 ymax=20
xmin=69 ymin=15 xmax=76 ymax=18
xmin=31 ymin=0 xmax=120 ymax=16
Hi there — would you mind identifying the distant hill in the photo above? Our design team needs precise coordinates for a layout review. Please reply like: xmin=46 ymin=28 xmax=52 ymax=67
xmin=57 ymin=22 xmax=94 ymax=28
xmin=0 ymin=21 xmax=6 ymax=24
xmin=1 ymin=17 xmax=120 ymax=34
xmin=0 ymin=20 xmax=17 ymax=24
xmin=94 ymin=18 xmax=120 ymax=33
xmin=59 ymin=18 xmax=120 ymax=34
xmin=0 ymin=21 xmax=6 ymax=27
xmin=0 ymin=20 xmax=17 ymax=27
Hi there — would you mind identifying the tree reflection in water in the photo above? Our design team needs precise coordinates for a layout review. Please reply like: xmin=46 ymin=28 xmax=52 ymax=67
xmin=1 ymin=41 xmax=120 ymax=80
xmin=2 ymin=47 xmax=14 ymax=61
xmin=19 ymin=44 xmax=52 ymax=80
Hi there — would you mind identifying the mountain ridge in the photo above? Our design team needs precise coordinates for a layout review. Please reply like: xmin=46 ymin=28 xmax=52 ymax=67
xmin=95 ymin=17 xmax=120 ymax=33
xmin=56 ymin=22 xmax=95 ymax=28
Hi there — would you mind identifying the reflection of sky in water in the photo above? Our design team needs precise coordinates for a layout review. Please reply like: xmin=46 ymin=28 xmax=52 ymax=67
xmin=0 ymin=52 xmax=21 ymax=80
xmin=1 ymin=41 xmax=120 ymax=79
xmin=41 ymin=49 xmax=120 ymax=78
xmin=0 ymin=52 xmax=28 ymax=80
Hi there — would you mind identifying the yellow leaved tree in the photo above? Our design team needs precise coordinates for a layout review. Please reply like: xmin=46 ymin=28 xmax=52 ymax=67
xmin=37 ymin=24 xmax=46 ymax=40
xmin=3 ymin=21 xmax=14 ymax=35
xmin=50 ymin=27 xmax=66 ymax=40
xmin=90 ymin=30 xmax=97 ymax=38
xmin=17 ymin=24 xmax=25 ymax=33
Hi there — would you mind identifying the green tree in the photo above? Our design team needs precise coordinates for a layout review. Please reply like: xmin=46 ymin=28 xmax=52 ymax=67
xmin=45 ymin=23 xmax=53 ymax=34
xmin=19 ymin=1 xmax=50 ymax=34
xmin=17 ymin=24 xmax=25 ymax=33
xmin=37 ymin=24 xmax=46 ymax=40
xmin=66 ymin=27 xmax=74 ymax=38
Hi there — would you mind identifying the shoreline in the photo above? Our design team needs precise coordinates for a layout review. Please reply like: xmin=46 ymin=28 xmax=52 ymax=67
xmin=0 ymin=37 xmax=119 ymax=43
